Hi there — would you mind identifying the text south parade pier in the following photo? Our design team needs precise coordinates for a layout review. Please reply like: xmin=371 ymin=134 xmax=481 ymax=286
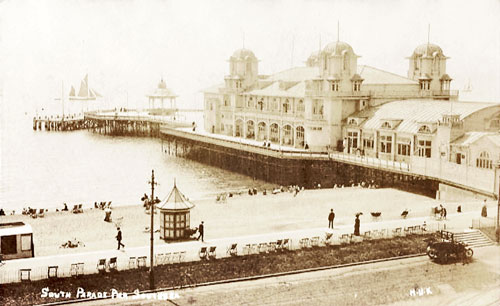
xmin=33 ymin=109 xmax=497 ymax=201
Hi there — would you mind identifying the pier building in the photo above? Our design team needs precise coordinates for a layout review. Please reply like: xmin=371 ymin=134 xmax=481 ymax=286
xmin=203 ymin=40 xmax=458 ymax=151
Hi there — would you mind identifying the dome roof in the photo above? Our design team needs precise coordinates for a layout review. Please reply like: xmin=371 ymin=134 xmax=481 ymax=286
xmin=323 ymin=41 xmax=356 ymax=56
xmin=158 ymin=78 xmax=167 ymax=89
xmin=231 ymin=48 xmax=257 ymax=60
xmin=412 ymin=43 xmax=444 ymax=57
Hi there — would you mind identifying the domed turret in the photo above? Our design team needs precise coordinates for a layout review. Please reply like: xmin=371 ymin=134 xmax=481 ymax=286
xmin=408 ymin=42 xmax=451 ymax=92
xmin=319 ymin=40 xmax=359 ymax=80
xmin=412 ymin=43 xmax=445 ymax=58
xmin=227 ymin=48 xmax=259 ymax=89
xmin=231 ymin=48 xmax=257 ymax=61
xmin=306 ymin=51 xmax=320 ymax=67
xmin=323 ymin=41 xmax=357 ymax=56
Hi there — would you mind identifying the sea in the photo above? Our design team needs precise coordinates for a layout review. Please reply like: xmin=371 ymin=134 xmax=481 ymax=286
xmin=0 ymin=96 xmax=274 ymax=213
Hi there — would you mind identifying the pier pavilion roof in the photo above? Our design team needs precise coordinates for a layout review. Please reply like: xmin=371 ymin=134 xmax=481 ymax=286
xmin=148 ymin=78 xmax=178 ymax=99
xmin=241 ymin=65 xmax=416 ymax=98
xmin=157 ymin=183 xmax=195 ymax=211
xmin=452 ymin=132 xmax=500 ymax=147
xmin=352 ymin=100 xmax=495 ymax=134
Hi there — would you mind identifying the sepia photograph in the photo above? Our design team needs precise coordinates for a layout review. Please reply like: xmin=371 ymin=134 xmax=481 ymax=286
xmin=0 ymin=0 xmax=499 ymax=305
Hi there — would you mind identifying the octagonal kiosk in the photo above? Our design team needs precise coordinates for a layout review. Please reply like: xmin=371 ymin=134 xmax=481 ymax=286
xmin=157 ymin=183 xmax=195 ymax=241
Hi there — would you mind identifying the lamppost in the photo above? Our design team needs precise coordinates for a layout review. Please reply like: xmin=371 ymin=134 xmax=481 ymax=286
xmin=147 ymin=170 xmax=160 ymax=290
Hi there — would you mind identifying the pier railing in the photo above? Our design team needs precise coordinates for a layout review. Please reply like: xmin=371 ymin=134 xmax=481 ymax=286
xmin=85 ymin=112 xmax=192 ymax=127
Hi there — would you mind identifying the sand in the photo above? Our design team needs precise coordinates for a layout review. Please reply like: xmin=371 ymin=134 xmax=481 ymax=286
xmin=0 ymin=187 xmax=490 ymax=257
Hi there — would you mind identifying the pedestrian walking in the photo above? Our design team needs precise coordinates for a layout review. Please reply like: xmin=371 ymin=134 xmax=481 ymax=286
xmin=442 ymin=207 xmax=447 ymax=219
xmin=116 ymin=227 xmax=125 ymax=250
xmin=481 ymin=200 xmax=488 ymax=217
xmin=354 ymin=215 xmax=360 ymax=236
xmin=197 ymin=221 xmax=204 ymax=242
xmin=328 ymin=209 xmax=335 ymax=229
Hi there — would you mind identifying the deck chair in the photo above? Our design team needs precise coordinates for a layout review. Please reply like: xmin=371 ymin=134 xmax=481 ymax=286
xmin=109 ymin=257 xmax=117 ymax=271
xmin=97 ymin=259 xmax=107 ymax=273
xmin=243 ymin=244 xmax=252 ymax=255
xmin=137 ymin=256 xmax=147 ymax=268
xmin=413 ymin=225 xmax=422 ymax=234
xmin=310 ymin=236 xmax=320 ymax=247
xmin=128 ymin=257 xmax=137 ymax=269
xmin=155 ymin=253 xmax=165 ymax=266
xmin=275 ymin=239 xmax=283 ymax=251
xmin=258 ymin=243 xmax=268 ymax=253
xmin=199 ymin=247 xmax=208 ymax=260
xmin=77 ymin=204 xmax=83 ymax=213
xmin=363 ymin=231 xmax=372 ymax=240
xmin=48 ymin=266 xmax=58 ymax=279
xmin=268 ymin=241 xmax=277 ymax=252
xmin=208 ymin=246 xmax=217 ymax=259
xmin=299 ymin=238 xmax=310 ymax=248
xmin=19 ymin=269 xmax=31 ymax=282
xmin=282 ymin=239 xmax=291 ymax=250
xmin=340 ymin=234 xmax=350 ymax=244
xmin=392 ymin=227 xmax=403 ymax=237
xmin=164 ymin=253 xmax=172 ymax=264
xmin=179 ymin=251 xmax=186 ymax=262
xmin=227 ymin=243 xmax=238 ymax=256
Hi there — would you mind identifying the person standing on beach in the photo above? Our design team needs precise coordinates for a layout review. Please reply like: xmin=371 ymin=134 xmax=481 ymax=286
xmin=354 ymin=215 xmax=360 ymax=236
xmin=197 ymin=221 xmax=204 ymax=242
xmin=116 ymin=227 xmax=125 ymax=250
xmin=328 ymin=209 xmax=335 ymax=229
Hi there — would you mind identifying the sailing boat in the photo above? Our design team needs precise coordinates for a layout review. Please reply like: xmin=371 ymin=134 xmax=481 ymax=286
xmin=68 ymin=74 xmax=102 ymax=113
xmin=69 ymin=74 xmax=101 ymax=101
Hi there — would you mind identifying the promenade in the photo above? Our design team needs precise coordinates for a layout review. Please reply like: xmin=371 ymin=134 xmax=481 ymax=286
xmin=0 ymin=207 xmax=492 ymax=284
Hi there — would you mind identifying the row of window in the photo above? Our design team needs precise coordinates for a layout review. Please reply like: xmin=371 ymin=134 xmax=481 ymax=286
xmin=348 ymin=132 xmax=432 ymax=158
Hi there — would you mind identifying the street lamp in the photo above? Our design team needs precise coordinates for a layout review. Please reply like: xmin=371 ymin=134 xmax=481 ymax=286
xmin=147 ymin=170 xmax=161 ymax=290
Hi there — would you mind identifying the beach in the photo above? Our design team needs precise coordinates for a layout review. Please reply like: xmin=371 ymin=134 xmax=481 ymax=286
xmin=0 ymin=187 xmax=490 ymax=257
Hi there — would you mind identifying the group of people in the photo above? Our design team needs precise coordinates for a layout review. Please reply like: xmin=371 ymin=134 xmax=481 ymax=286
xmin=327 ymin=209 xmax=363 ymax=237
xmin=94 ymin=201 xmax=112 ymax=210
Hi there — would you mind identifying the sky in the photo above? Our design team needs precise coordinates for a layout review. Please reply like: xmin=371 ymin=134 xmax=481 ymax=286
xmin=0 ymin=0 xmax=499 ymax=115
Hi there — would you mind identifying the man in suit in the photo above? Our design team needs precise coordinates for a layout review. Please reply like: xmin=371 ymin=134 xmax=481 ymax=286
xmin=328 ymin=209 xmax=335 ymax=229
xmin=197 ymin=221 xmax=204 ymax=242
xmin=116 ymin=227 xmax=125 ymax=250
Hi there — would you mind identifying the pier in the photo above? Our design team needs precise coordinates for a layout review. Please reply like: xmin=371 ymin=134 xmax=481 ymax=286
xmin=33 ymin=115 xmax=86 ymax=131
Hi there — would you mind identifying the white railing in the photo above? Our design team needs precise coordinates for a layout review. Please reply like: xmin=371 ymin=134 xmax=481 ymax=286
xmin=329 ymin=152 xmax=411 ymax=172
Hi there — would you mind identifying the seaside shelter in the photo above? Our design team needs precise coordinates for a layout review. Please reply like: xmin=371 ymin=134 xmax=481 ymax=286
xmin=157 ymin=183 xmax=195 ymax=241
xmin=0 ymin=222 xmax=34 ymax=260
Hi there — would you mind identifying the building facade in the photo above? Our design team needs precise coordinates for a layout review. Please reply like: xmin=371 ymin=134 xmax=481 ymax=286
xmin=204 ymin=40 xmax=458 ymax=151
xmin=204 ymin=40 xmax=500 ymax=178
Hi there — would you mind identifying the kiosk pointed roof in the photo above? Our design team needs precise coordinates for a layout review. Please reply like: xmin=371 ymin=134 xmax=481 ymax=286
xmin=157 ymin=182 xmax=195 ymax=210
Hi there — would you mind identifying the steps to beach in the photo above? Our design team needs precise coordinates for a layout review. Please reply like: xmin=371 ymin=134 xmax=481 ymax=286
xmin=451 ymin=229 xmax=495 ymax=248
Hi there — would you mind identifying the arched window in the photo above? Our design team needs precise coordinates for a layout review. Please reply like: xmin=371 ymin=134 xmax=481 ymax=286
xmin=343 ymin=54 xmax=348 ymax=70
xmin=296 ymin=126 xmax=305 ymax=147
xmin=270 ymin=123 xmax=280 ymax=143
xmin=476 ymin=151 xmax=493 ymax=169
xmin=247 ymin=97 xmax=254 ymax=108
xmin=246 ymin=120 xmax=255 ymax=139
xmin=381 ymin=121 xmax=392 ymax=129
xmin=257 ymin=99 xmax=265 ymax=111
xmin=297 ymin=100 xmax=305 ymax=113
xmin=418 ymin=125 xmax=432 ymax=133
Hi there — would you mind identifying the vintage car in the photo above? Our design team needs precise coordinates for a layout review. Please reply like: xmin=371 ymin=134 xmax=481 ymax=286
xmin=426 ymin=231 xmax=473 ymax=263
